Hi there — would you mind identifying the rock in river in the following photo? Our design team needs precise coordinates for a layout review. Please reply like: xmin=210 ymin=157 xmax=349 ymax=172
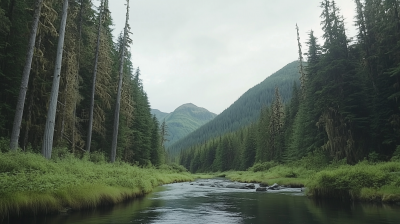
xmin=268 ymin=183 xmax=280 ymax=190
xmin=226 ymin=183 xmax=246 ymax=189
xmin=256 ymin=187 xmax=267 ymax=192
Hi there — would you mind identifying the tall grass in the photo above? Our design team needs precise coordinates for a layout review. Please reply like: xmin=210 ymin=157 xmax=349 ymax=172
xmin=306 ymin=161 xmax=400 ymax=202
xmin=0 ymin=150 xmax=194 ymax=219
xmin=223 ymin=151 xmax=400 ymax=203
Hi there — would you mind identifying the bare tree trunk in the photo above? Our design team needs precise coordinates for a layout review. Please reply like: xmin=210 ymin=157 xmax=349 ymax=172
xmin=9 ymin=0 xmax=43 ymax=150
xmin=111 ymin=0 xmax=130 ymax=163
xmin=86 ymin=0 xmax=104 ymax=153
xmin=72 ymin=0 xmax=85 ymax=154
xmin=23 ymin=35 xmax=42 ymax=151
xmin=41 ymin=0 xmax=69 ymax=159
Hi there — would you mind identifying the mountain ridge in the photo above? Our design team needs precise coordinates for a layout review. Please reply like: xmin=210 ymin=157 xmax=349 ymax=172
xmin=168 ymin=60 xmax=301 ymax=155
xmin=151 ymin=103 xmax=217 ymax=147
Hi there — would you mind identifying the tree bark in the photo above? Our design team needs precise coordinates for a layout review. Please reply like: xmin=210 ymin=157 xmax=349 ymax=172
xmin=86 ymin=0 xmax=104 ymax=153
xmin=41 ymin=0 xmax=69 ymax=159
xmin=111 ymin=0 xmax=130 ymax=163
xmin=9 ymin=0 xmax=43 ymax=150
xmin=72 ymin=0 xmax=85 ymax=154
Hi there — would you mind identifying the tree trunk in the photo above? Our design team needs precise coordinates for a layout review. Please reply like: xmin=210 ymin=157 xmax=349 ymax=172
xmin=111 ymin=0 xmax=130 ymax=163
xmin=41 ymin=0 xmax=69 ymax=159
xmin=86 ymin=0 xmax=104 ymax=153
xmin=73 ymin=0 xmax=85 ymax=154
xmin=9 ymin=0 xmax=43 ymax=150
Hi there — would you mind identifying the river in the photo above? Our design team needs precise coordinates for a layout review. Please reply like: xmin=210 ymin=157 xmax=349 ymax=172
xmin=5 ymin=178 xmax=400 ymax=224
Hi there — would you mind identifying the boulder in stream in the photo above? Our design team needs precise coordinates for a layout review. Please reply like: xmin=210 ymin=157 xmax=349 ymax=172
xmin=245 ymin=184 xmax=255 ymax=189
xmin=268 ymin=183 xmax=280 ymax=190
xmin=226 ymin=183 xmax=246 ymax=189
xmin=256 ymin=187 xmax=267 ymax=192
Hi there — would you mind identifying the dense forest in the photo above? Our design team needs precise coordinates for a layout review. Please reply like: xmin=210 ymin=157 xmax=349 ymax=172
xmin=0 ymin=0 xmax=164 ymax=165
xmin=169 ymin=60 xmax=300 ymax=156
xmin=180 ymin=0 xmax=400 ymax=173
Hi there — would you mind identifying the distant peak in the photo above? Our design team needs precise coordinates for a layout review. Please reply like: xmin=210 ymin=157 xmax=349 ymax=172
xmin=179 ymin=103 xmax=197 ymax=107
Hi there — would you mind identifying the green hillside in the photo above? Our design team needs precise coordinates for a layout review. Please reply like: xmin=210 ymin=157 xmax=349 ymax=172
xmin=168 ymin=61 xmax=300 ymax=155
xmin=151 ymin=109 xmax=169 ymax=122
xmin=152 ymin=103 xmax=217 ymax=147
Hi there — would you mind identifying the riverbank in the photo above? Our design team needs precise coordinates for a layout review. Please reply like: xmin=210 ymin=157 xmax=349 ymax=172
xmin=217 ymin=160 xmax=400 ymax=203
xmin=0 ymin=151 xmax=194 ymax=219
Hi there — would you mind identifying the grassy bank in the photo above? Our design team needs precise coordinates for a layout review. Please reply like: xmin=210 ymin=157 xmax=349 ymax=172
xmin=307 ymin=161 xmax=400 ymax=203
xmin=218 ymin=159 xmax=400 ymax=203
xmin=223 ymin=164 xmax=310 ymax=188
xmin=0 ymin=151 xmax=194 ymax=219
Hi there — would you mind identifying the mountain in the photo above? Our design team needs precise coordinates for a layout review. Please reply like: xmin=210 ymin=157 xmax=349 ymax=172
xmin=151 ymin=103 xmax=217 ymax=147
xmin=151 ymin=109 xmax=169 ymax=122
xmin=168 ymin=61 xmax=301 ymax=155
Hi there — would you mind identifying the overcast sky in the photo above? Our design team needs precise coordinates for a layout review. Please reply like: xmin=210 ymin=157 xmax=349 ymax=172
xmin=101 ymin=0 xmax=357 ymax=114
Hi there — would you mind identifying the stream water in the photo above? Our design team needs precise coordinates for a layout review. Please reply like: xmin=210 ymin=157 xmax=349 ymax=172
xmin=5 ymin=178 xmax=400 ymax=224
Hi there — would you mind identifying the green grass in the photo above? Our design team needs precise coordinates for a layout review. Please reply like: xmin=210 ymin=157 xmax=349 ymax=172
xmin=0 ymin=151 xmax=194 ymax=219
xmin=223 ymin=165 xmax=309 ymax=187
xmin=220 ymin=159 xmax=400 ymax=203
xmin=306 ymin=161 xmax=400 ymax=202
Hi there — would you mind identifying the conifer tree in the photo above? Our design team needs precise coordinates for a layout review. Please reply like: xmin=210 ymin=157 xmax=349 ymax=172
xmin=111 ymin=0 xmax=130 ymax=163
xmin=42 ymin=0 xmax=69 ymax=159
xmin=9 ymin=0 xmax=43 ymax=150
xmin=86 ymin=0 xmax=104 ymax=153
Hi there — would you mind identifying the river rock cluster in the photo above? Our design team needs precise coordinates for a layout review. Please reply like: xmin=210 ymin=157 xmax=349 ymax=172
xmin=189 ymin=179 xmax=303 ymax=193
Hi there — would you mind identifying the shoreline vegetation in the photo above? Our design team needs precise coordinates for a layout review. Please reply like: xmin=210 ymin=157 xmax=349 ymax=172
xmin=220 ymin=157 xmax=400 ymax=204
xmin=1 ymin=150 xmax=400 ymax=220
xmin=0 ymin=150 xmax=193 ymax=220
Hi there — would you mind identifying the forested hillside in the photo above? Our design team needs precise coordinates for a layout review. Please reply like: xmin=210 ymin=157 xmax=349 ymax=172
xmin=153 ymin=103 xmax=216 ymax=147
xmin=151 ymin=109 xmax=169 ymax=122
xmin=0 ymin=0 xmax=164 ymax=165
xmin=180 ymin=0 xmax=400 ymax=172
xmin=169 ymin=60 xmax=300 ymax=155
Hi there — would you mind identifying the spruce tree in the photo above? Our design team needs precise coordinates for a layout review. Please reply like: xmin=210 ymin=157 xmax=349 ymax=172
xmin=9 ymin=0 xmax=43 ymax=150
xmin=42 ymin=0 xmax=69 ymax=159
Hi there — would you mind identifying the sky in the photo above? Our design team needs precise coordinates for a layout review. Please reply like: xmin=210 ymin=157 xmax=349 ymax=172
xmin=101 ymin=0 xmax=357 ymax=114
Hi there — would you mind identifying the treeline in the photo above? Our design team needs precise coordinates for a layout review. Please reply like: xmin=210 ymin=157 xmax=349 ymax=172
xmin=0 ymin=0 xmax=164 ymax=165
xmin=180 ymin=0 xmax=400 ymax=172
xmin=169 ymin=60 xmax=300 ymax=156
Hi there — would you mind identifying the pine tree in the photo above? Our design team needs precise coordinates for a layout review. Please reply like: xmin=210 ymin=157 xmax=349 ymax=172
xmin=242 ymin=125 xmax=257 ymax=169
xmin=9 ymin=0 xmax=43 ymax=150
xmin=86 ymin=0 xmax=105 ymax=153
xmin=267 ymin=87 xmax=285 ymax=161
xmin=42 ymin=0 xmax=69 ymax=159
xmin=111 ymin=0 xmax=130 ymax=163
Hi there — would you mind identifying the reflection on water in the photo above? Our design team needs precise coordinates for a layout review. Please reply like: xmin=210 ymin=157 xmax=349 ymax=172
xmin=4 ymin=178 xmax=400 ymax=224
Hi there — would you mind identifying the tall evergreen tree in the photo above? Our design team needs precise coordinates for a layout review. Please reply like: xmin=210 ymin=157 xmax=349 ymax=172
xmin=111 ymin=0 xmax=130 ymax=163
xmin=9 ymin=0 xmax=43 ymax=150
xmin=42 ymin=0 xmax=69 ymax=159
xmin=86 ymin=0 xmax=104 ymax=153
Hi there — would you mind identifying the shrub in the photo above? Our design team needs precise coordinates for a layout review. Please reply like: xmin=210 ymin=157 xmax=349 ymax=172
xmin=248 ymin=161 xmax=279 ymax=172
xmin=158 ymin=163 xmax=188 ymax=173
xmin=0 ymin=137 xmax=9 ymax=153
xmin=368 ymin=151 xmax=381 ymax=163
xmin=89 ymin=151 xmax=107 ymax=164
xmin=391 ymin=146 xmax=400 ymax=161
xmin=293 ymin=151 xmax=329 ymax=170
xmin=51 ymin=147 xmax=73 ymax=161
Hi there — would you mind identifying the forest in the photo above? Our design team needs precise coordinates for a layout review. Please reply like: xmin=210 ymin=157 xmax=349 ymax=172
xmin=0 ymin=0 xmax=191 ymax=217
xmin=0 ymin=0 xmax=166 ymax=165
xmin=179 ymin=0 xmax=400 ymax=173
xmin=1 ymin=0 xmax=400 ymax=217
